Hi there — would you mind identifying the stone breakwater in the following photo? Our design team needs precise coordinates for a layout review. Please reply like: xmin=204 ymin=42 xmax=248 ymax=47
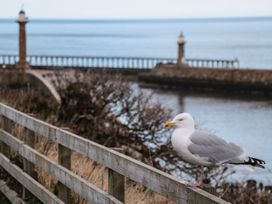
xmin=139 ymin=64 xmax=272 ymax=94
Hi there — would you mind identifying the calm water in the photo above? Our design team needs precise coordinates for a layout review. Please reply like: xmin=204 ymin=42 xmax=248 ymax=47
xmin=149 ymin=89 xmax=272 ymax=183
xmin=1 ymin=18 xmax=272 ymax=182
xmin=1 ymin=18 xmax=272 ymax=68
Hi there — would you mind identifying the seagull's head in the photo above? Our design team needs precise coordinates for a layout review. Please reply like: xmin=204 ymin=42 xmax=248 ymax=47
xmin=164 ymin=113 xmax=195 ymax=129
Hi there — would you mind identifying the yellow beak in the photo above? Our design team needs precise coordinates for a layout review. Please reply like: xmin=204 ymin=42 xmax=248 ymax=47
xmin=164 ymin=121 xmax=176 ymax=127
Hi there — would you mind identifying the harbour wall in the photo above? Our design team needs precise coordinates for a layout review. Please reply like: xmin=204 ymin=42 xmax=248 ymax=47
xmin=139 ymin=64 xmax=272 ymax=94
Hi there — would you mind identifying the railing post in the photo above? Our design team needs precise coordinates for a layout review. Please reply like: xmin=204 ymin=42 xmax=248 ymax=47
xmin=22 ymin=127 xmax=36 ymax=200
xmin=108 ymin=149 xmax=125 ymax=202
xmin=108 ymin=169 xmax=125 ymax=202
xmin=60 ymin=57 xmax=63 ymax=67
xmin=0 ymin=116 xmax=11 ymax=158
xmin=119 ymin=58 xmax=121 ymax=68
xmin=83 ymin=57 xmax=86 ymax=67
xmin=0 ymin=116 xmax=12 ymax=197
xmin=57 ymin=128 xmax=71 ymax=203
xmin=31 ymin=56 xmax=34 ymax=66
xmin=231 ymin=61 xmax=234 ymax=68
xmin=127 ymin=58 xmax=130 ymax=68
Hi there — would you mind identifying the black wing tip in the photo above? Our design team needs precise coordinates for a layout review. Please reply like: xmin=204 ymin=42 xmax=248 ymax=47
xmin=231 ymin=157 xmax=266 ymax=168
xmin=256 ymin=164 xmax=265 ymax=169
xmin=249 ymin=157 xmax=266 ymax=164
xmin=247 ymin=157 xmax=266 ymax=168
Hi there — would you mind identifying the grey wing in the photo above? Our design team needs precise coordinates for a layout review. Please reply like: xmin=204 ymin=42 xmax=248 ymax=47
xmin=188 ymin=130 xmax=244 ymax=164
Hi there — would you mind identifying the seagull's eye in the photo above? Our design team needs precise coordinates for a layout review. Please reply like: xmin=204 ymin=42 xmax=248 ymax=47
xmin=178 ymin=118 xmax=183 ymax=121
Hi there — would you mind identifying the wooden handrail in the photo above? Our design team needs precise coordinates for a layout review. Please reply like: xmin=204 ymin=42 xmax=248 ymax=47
xmin=0 ymin=129 xmax=121 ymax=204
xmin=0 ymin=103 xmax=230 ymax=204
xmin=0 ymin=154 xmax=64 ymax=204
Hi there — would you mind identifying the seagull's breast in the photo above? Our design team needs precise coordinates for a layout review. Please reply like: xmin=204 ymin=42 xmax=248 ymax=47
xmin=171 ymin=128 xmax=212 ymax=165
xmin=171 ymin=128 xmax=192 ymax=153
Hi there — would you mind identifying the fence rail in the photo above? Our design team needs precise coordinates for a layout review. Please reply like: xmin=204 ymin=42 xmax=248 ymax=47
xmin=0 ymin=103 xmax=229 ymax=203
xmin=0 ymin=55 xmax=239 ymax=69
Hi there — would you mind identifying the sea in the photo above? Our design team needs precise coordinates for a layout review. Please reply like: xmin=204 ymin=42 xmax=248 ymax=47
xmin=0 ymin=17 xmax=272 ymax=183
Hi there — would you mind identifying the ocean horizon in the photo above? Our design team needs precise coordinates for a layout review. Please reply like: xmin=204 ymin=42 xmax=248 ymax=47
xmin=1 ymin=15 xmax=272 ymax=22
xmin=1 ymin=16 xmax=272 ymax=69
xmin=1 ymin=15 xmax=272 ymax=183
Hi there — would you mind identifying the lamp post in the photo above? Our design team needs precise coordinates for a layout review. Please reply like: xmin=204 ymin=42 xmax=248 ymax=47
xmin=177 ymin=32 xmax=186 ymax=67
xmin=16 ymin=10 xmax=29 ymax=69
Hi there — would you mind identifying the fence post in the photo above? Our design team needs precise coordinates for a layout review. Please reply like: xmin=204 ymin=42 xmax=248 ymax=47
xmin=0 ymin=116 xmax=11 ymax=158
xmin=57 ymin=128 xmax=71 ymax=203
xmin=22 ymin=127 xmax=36 ymax=200
xmin=108 ymin=148 xmax=125 ymax=202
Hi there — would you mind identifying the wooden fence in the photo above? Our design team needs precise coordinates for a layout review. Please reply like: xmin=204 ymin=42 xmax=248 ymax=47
xmin=0 ymin=103 xmax=229 ymax=204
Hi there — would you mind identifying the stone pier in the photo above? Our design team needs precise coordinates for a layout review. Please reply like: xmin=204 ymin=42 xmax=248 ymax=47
xmin=139 ymin=64 xmax=272 ymax=94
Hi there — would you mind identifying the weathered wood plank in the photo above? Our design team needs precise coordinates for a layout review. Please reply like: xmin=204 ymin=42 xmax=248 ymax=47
xmin=0 ymin=103 xmax=229 ymax=204
xmin=22 ymin=127 xmax=36 ymax=200
xmin=23 ymin=128 xmax=35 ymax=175
xmin=108 ymin=168 xmax=125 ymax=202
xmin=0 ymin=153 xmax=64 ymax=204
xmin=57 ymin=144 xmax=71 ymax=203
xmin=108 ymin=148 xmax=125 ymax=202
xmin=0 ymin=116 xmax=11 ymax=158
xmin=0 ymin=116 xmax=7 ymax=175
xmin=0 ymin=129 xmax=122 ymax=204
xmin=0 ymin=179 xmax=25 ymax=204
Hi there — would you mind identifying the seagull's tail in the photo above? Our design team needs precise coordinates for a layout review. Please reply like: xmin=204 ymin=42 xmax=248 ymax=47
xmin=246 ymin=157 xmax=266 ymax=168
xmin=231 ymin=157 xmax=266 ymax=168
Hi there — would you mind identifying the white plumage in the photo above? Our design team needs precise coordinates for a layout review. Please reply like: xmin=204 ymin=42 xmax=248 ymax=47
xmin=165 ymin=113 xmax=265 ymax=168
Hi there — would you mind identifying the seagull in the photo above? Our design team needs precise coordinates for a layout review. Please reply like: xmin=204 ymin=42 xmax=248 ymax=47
xmin=164 ymin=113 xmax=265 ymax=168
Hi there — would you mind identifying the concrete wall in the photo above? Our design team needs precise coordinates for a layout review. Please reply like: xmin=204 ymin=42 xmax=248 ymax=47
xmin=0 ymin=69 xmax=57 ymax=101
xmin=153 ymin=64 xmax=272 ymax=84
xmin=139 ymin=64 xmax=272 ymax=94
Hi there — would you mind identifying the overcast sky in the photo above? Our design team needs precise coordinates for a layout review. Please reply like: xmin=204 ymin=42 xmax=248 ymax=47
xmin=1 ymin=0 xmax=272 ymax=19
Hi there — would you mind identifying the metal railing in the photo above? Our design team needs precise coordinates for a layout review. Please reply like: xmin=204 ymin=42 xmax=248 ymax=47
xmin=0 ymin=55 xmax=18 ymax=65
xmin=0 ymin=55 xmax=176 ymax=69
xmin=185 ymin=58 xmax=240 ymax=68
xmin=0 ymin=55 xmax=239 ymax=69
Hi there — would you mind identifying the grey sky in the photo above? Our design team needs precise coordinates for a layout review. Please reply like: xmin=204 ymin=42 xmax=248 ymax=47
xmin=1 ymin=0 xmax=272 ymax=19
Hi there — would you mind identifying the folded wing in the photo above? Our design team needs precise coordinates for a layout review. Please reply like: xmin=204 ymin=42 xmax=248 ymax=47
xmin=188 ymin=130 xmax=244 ymax=164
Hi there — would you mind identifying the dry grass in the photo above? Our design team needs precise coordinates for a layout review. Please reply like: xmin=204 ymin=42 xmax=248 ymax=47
xmin=31 ymin=137 xmax=173 ymax=204
xmin=1 ymin=84 xmax=173 ymax=203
